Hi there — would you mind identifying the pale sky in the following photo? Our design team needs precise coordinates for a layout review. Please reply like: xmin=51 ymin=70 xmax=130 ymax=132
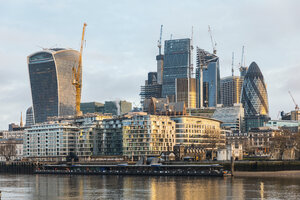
xmin=1 ymin=0 xmax=300 ymax=130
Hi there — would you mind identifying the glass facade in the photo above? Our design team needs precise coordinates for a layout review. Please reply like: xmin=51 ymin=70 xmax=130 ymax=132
xmin=162 ymin=39 xmax=191 ymax=101
xmin=241 ymin=62 xmax=269 ymax=116
xmin=28 ymin=49 xmax=79 ymax=123
xmin=196 ymin=48 xmax=220 ymax=108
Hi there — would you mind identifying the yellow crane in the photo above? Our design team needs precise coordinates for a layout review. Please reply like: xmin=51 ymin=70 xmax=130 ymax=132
xmin=73 ymin=22 xmax=87 ymax=116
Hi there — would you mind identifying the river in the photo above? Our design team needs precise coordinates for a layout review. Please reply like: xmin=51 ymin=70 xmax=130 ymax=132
xmin=0 ymin=174 xmax=300 ymax=199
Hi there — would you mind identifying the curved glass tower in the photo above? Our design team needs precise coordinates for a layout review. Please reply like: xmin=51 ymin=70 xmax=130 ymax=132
xmin=241 ymin=62 xmax=269 ymax=116
xmin=27 ymin=48 xmax=80 ymax=123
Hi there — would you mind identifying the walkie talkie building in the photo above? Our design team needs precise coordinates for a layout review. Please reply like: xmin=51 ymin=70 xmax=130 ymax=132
xmin=27 ymin=48 xmax=80 ymax=123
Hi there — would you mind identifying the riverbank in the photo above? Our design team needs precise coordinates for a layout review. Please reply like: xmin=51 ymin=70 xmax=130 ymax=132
xmin=234 ymin=170 xmax=300 ymax=178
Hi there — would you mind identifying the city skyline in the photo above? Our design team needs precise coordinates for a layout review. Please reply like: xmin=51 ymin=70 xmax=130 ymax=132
xmin=1 ymin=0 xmax=300 ymax=129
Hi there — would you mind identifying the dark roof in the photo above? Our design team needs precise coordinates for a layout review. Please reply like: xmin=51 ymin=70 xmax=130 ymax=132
xmin=245 ymin=62 xmax=264 ymax=80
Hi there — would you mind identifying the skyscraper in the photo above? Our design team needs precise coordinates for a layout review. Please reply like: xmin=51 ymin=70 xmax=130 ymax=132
xmin=196 ymin=48 xmax=220 ymax=108
xmin=140 ymin=72 xmax=162 ymax=107
xmin=27 ymin=48 xmax=80 ymax=123
xmin=176 ymin=78 xmax=197 ymax=108
xmin=241 ymin=62 xmax=269 ymax=131
xmin=220 ymin=76 xmax=243 ymax=107
xmin=162 ymin=39 xmax=191 ymax=102
xmin=25 ymin=106 xmax=34 ymax=127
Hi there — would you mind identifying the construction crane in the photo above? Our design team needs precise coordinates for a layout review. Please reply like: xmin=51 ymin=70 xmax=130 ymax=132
xmin=190 ymin=26 xmax=194 ymax=78
xmin=231 ymin=52 xmax=234 ymax=76
xmin=288 ymin=91 xmax=299 ymax=110
xmin=72 ymin=22 xmax=87 ymax=117
xmin=157 ymin=25 xmax=163 ymax=55
xmin=240 ymin=45 xmax=245 ymax=67
xmin=208 ymin=25 xmax=217 ymax=54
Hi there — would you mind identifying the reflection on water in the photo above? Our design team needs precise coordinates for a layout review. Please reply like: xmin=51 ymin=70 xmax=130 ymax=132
xmin=0 ymin=174 xmax=300 ymax=199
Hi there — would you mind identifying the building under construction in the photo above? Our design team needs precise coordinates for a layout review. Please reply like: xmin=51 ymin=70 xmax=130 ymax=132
xmin=196 ymin=48 xmax=220 ymax=108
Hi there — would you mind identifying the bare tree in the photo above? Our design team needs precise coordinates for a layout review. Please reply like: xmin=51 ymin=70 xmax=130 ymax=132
xmin=0 ymin=140 xmax=17 ymax=161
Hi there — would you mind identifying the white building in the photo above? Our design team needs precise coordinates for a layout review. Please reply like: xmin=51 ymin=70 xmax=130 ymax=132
xmin=24 ymin=122 xmax=79 ymax=162
xmin=217 ymin=144 xmax=243 ymax=161
xmin=23 ymin=114 xmax=112 ymax=162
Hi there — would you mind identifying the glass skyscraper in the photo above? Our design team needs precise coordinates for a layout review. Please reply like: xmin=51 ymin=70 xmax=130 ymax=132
xmin=27 ymin=48 xmax=80 ymax=123
xmin=241 ymin=62 xmax=269 ymax=116
xmin=196 ymin=48 xmax=220 ymax=107
xmin=241 ymin=62 xmax=269 ymax=131
xmin=162 ymin=39 xmax=191 ymax=102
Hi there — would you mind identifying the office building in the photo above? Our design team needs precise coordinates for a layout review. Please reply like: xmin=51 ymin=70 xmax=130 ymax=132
xmin=241 ymin=62 xmax=269 ymax=131
xmin=80 ymin=102 xmax=104 ymax=114
xmin=27 ymin=48 xmax=80 ymax=123
xmin=220 ymin=76 xmax=243 ymax=107
xmin=291 ymin=110 xmax=300 ymax=121
xmin=196 ymin=48 xmax=220 ymax=107
xmin=162 ymin=39 xmax=191 ymax=102
xmin=176 ymin=78 xmax=197 ymax=108
xmin=212 ymin=104 xmax=244 ymax=133
xmin=241 ymin=62 xmax=269 ymax=116
xmin=171 ymin=116 xmax=225 ymax=149
xmin=104 ymin=100 xmax=132 ymax=115
xmin=140 ymin=72 xmax=162 ymax=107
xmin=266 ymin=120 xmax=300 ymax=133
xmin=25 ymin=106 xmax=34 ymax=127
xmin=143 ymin=97 xmax=186 ymax=115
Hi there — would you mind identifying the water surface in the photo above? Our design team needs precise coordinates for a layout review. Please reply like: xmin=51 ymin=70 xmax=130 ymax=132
xmin=0 ymin=174 xmax=300 ymax=199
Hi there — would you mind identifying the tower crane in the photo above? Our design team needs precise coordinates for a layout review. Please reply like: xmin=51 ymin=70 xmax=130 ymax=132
xmin=73 ymin=22 xmax=87 ymax=117
xmin=157 ymin=25 xmax=163 ymax=55
xmin=288 ymin=91 xmax=299 ymax=110
xmin=232 ymin=52 xmax=234 ymax=76
xmin=208 ymin=25 xmax=217 ymax=54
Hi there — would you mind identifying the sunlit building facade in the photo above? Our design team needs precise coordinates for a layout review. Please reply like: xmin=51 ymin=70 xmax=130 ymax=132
xmin=220 ymin=76 xmax=243 ymax=107
xmin=175 ymin=78 xmax=197 ymax=108
xmin=123 ymin=114 xmax=176 ymax=159
xmin=27 ymin=48 xmax=80 ymax=123
xmin=171 ymin=116 xmax=225 ymax=149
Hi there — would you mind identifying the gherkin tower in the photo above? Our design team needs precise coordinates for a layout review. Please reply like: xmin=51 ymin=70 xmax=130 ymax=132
xmin=241 ymin=62 xmax=269 ymax=116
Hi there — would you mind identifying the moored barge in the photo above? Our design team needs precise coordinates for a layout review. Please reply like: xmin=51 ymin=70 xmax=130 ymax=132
xmin=35 ymin=164 xmax=224 ymax=177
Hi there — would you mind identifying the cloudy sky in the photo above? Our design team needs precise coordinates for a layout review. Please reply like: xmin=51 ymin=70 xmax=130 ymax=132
xmin=0 ymin=0 xmax=300 ymax=130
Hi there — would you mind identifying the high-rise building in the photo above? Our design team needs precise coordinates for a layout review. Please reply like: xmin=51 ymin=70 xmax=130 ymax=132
xmin=220 ymin=76 xmax=243 ymax=107
xmin=241 ymin=62 xmax=269 ymax=131
xmin=162 ymin=39 xmax=191 ymax=102
xmin=140 ymin=72 xmax=162 ymax=107
xmin=241 ymin=62 xmax=269 ymax=116
xmin=27 ymin=48 xmax=80 ymax=123
xmin=25 ymin=106 xmax=34 ymax=127
xmin=175 ymin=78 xmax=197 ymax=108
xmin=196 ymin=48 xmax=220 ymax=108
